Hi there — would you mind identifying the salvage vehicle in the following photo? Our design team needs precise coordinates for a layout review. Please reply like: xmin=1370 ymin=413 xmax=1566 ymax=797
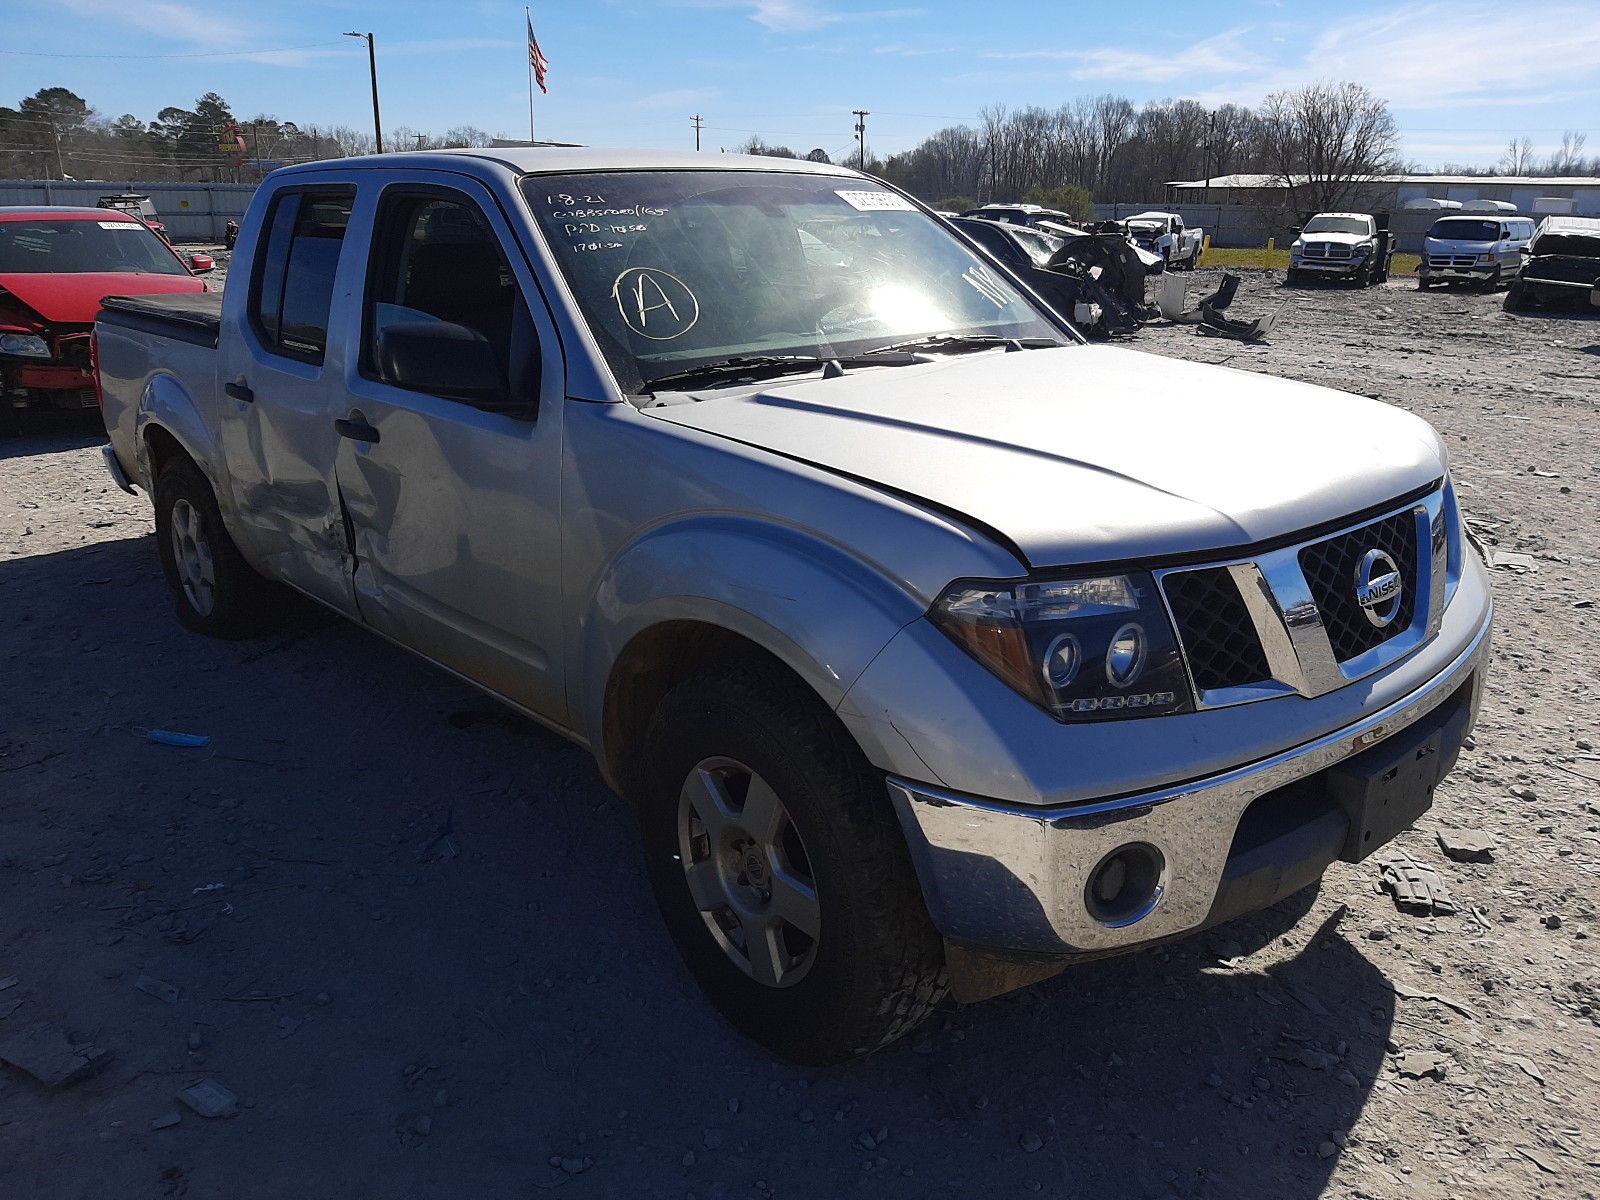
xmin=0 ymin=206 xmax=211 ymax=434
xmin=951 ymin=216 xmax=1149 ymax=337
xmin=1418 ymin=215 xmax=1535 ymax=291
xmin=1286 ymin=213 xmax=1392 ymax=286
xmin=98 ymin=194 xmax=171 ymax=243
xmin=1120 ymin=211 xmax=1203 ymax=270
xmin=95 ymin=148 xmax=1494 ymax=1065
xmin=1503 ymin=216 xmax=1600 ymax=312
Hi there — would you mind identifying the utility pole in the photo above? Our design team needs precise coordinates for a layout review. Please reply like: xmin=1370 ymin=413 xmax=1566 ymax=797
xmin=414 ymin=132 xmax=427 ymax=150
xmin=49 ymin=117 xmax=65 ymax=180
xmin=852 ymin=110 xmax=869 ymax=172
xmin=343 ymin=31 xmax=383 ymax=154
xmin=691 ymin=114 xmax=703 ymax=152
xmin=1203 ymin=110 xmax=1216 ymax=205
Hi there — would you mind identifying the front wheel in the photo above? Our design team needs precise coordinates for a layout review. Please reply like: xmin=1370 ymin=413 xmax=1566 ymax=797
xmin=638 ymin=658 xmax=947 ymax=1065
xmin=154 ymin=456 xmax=281 ymax=639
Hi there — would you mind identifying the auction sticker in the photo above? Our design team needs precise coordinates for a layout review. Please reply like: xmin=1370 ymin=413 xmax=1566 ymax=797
xmin=98 ymin=221 xmax=142 ymax=230
xmin=835 ymin=190 xmax=914 ymax=212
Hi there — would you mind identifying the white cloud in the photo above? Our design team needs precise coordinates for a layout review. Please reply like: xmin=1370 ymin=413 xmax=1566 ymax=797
xmin=674 ymin=1 xmax=922 ymax=33
xmin=49 ymin=0 xmax=260 ymax=47
xmin=984 ymin=28 xmax=1265 ymax=84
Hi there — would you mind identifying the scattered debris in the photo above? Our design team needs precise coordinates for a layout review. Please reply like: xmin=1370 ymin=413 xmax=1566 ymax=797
xmin=1436 ymin=828 xmax=1496 ymax=862
xmin=1517 ymin=1146 xmax=1560 ymax=1174
xmin=1504 ymin=1056 xmax=1546 ymax=1084
xmin=1377 ymin=851 xmax=1456 ymax=915
xmin=0 ymin=1026 xmax=113 ymax=1088
xmin=1387 ymin=981 xmax=1476 ymax=1019
xmin=176 ymin=1078 xmax=239 ymax=1118
xmin=135 ymin=975 xmax=180 ymax=1005
xmin=1394 ymin=1050 xmax=1448 ymax=1080
xmin=142 ymin=729 xmax=212 ymax=748
xmin=151 ymin=1111 xmax=182 ymax=1130
xmin=276 ymin=1016 xmax=301 ymax=1039
xmin=191 ymin=883 xmax=225 ymax=894
xmin=1019 ymin=1131 xmax=1044 ymax=1154
xmin=0 ymin=976 xmax=18 ymax=992
xmin=417 ymin=807 xmax=458 ymax=863
xmin=1487 ymin=550 xmax=1539 ymax=573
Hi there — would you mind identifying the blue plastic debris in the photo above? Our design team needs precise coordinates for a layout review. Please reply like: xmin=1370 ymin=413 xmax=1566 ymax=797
xmin=144 ymin=730 xmax=211 ymax=748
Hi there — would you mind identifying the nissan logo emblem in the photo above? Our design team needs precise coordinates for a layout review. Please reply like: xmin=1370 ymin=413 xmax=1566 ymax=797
xmin=1354 ymin=548 xmax=1403 ymax=628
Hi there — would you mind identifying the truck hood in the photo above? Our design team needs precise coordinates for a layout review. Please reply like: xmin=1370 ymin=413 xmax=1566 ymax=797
xmin=0 ymin=272 xmax=206 ymax=325
xmin=645 ymin=346 xmax=1444 ymax=568
xmin=1297 ymin=231 xmax=1368 ymax=247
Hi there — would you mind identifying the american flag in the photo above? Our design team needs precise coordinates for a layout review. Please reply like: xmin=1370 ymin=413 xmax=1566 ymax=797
xmin=527 ymin=16 xmax=549 ymax=94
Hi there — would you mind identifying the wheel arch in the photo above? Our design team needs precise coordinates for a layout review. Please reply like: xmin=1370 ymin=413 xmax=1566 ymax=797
xmin=580 ymin=518 xmax=933 ymax=800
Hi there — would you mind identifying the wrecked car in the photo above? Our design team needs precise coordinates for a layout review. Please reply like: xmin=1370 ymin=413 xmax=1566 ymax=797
xmin=98 ymin=194 xmax=171 ymax=244
xmin=1120 ymin=211 xmax=1203 ymax=270
xmin=1504 ymin=216 xmax=1600 ymax=312
xmin=952 ymin=216 xmax=1149 ymax=337
xmin=97 ymin=148 xmax=1492 ymax=1065
xmin=0 ymin=206 xmax=212 ymax=434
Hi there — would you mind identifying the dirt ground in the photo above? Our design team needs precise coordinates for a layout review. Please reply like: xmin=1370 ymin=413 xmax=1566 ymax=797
xmin=2 ymin=266 xmax=1597 ymax=1200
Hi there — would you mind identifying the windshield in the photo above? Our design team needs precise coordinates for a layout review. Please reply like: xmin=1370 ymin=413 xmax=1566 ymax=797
xmin=523 ymin=171 xmax=1063 ymax=393
xmin=1301 ymin=216 xmax=1369 ymax=236
xmin=1427 ymin=219 xmax=1498 ymax=242
xmin=1002 ymin=224 xmax=1065 ymax=267
xmin=0 ymin=219 xmax=187 ymax=276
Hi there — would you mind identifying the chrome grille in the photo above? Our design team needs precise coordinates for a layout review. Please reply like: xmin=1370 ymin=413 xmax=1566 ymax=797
xmin=1306 ymin=242 xmax=1353 ymax=260
xmin=1427 ymin=253 xmax=1478 ymax=267
xmin=1162 ymin=567 xmax=1272 ymax=692
xmin=1297 ymin=509 xmax=1419 ymax=663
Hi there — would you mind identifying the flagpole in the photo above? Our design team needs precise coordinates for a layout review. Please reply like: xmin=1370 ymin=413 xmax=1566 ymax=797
xmin=526 ymin=7 xmax=535 ymax=141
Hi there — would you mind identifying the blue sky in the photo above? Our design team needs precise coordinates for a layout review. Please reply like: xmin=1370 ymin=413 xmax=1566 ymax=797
xmin=5 ymin=0 xmax=1599 ymax=169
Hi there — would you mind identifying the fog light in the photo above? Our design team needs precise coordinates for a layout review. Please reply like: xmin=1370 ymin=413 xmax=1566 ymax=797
xmin=1084 ymin=843 xmax=1165 ymax=926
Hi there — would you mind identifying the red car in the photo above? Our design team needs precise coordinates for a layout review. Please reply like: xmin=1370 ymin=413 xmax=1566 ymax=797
xmin=0 ymin=206 xmax=213 ymax=433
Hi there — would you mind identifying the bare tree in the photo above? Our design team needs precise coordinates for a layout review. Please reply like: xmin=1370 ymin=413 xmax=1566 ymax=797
xmin=1500 ymin=136 xmax=1535 ymax=175
xmin=1544 ymin=130 xmax=1588 ymax=175
xmin=1257 ymin=81 xmax=1400 ymax=211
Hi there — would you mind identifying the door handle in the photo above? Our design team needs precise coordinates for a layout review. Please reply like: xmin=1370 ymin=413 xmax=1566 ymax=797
xmin=224 ymin=380 xmax=254 ymax=403
xmin=335 ymin=416 xmax=380 ymax=444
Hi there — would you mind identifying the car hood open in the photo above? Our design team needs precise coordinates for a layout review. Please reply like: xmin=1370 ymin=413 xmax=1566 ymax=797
xmin=645 ymin=345 xmax=1445 ymax=568
xmin=0 ymin=272 xmax=206 ymax=325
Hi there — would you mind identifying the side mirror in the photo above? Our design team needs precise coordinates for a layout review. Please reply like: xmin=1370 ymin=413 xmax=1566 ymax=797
xmin=1289 ymin=226 xmax=1303 ymax=236
xmin=187 ymin=253 xmax=214 ymax=273
xmin=376 ymin=320 xmax=533 ymax=416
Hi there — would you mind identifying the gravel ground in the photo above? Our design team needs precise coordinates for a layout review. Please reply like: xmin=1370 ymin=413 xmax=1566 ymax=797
xmin=1 ymin=267 xmax=1597 ymax=1199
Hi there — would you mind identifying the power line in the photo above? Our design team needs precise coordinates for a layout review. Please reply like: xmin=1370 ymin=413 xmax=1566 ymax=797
xmin=0 ymin=41 xmax=345 ymax=60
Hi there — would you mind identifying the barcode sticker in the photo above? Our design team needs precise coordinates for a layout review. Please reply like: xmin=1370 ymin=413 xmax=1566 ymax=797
xmin=835 ymin=190 xmax=914 ymax=212
xmin=98 ymin=221 xmax=142 ymax=230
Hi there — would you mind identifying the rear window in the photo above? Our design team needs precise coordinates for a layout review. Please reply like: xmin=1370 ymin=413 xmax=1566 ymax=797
xmin=249 ymin=190 xmax=353 ymax=364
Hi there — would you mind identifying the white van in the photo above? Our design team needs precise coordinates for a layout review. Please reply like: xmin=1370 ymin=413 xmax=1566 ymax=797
xmin=1418 ymin=215 xmax=1536 ymax=290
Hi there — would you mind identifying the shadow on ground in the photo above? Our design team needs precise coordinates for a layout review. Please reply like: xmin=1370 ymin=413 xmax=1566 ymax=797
xmin=1 ymin=536 xmax=1395 ymax=1200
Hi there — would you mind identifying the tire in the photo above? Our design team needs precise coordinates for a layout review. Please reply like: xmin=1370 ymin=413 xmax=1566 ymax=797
xmin=154 ymin=455 xmax=280 ymax=639
xmin=1504 ymin=281 xmax=1528 ymax=312
xmin=638 ymin=658 xmax=947 ymax=1065
xmin=1417 ymin=277 xmax=1433 ymax=291
xmin=1481 ymin=269 xmax=1502 ymax=292
xmin=1285 ymin=269 xmax=1301 ymax=286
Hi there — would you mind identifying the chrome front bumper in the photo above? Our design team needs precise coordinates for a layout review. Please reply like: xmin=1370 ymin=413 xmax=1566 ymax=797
xmin=888 ymin=606 xmax=1491 ymax=956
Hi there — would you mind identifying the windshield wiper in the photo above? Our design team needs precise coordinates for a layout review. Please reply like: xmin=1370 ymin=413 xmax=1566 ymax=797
xmin=641 ymin=351 xmax=920 ymax=394
xmin=859 ymin=334 xmax=1063 ymax=357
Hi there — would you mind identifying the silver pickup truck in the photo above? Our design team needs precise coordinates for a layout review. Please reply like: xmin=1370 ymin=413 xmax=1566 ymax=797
xmin=96 ymin=149 xmax=1493 ymax=1065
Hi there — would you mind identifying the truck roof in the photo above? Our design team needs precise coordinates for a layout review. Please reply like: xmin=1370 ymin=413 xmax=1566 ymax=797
xmin=270 ymin=146 xmax=861 ymax=180
xmin=0 ymin=206 xmax=145 ymax=223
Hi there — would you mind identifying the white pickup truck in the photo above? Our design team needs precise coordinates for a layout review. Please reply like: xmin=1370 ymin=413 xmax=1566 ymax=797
xmin=95 ymin=148 xmax=1492 ymax=1064
xmin=1288 ymin=212 xmax=1393 ymax=286
xmin=1121 ymin=211 xmax=1203 ymax=270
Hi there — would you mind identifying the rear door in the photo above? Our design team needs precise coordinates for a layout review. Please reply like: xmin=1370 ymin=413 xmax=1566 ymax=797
xmin=331 ymin=175 xmax=569 ymax=725
xmin=218 ymin=184 xmax=361 ymax=615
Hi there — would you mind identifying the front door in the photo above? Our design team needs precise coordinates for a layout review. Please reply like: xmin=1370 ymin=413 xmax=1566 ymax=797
xmin=332 ymin=177 xmax=569 ymax=726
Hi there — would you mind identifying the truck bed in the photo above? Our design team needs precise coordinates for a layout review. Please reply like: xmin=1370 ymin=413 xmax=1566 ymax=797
xmin=98 ymin=292 xmax=223 ymax=349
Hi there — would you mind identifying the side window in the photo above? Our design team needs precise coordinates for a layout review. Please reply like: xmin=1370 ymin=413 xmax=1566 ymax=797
xmin=249 ymin=189 xmax=353 ymax=364
xmin=362 ymin=190 xmax=536 ymax=410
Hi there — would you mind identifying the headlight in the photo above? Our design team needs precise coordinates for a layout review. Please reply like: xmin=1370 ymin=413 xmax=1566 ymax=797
xmin=0 ymin=333 xmax=51 ymax=359
xmin=1290 ymin=240 xmax=1305 ymax=252
xmin=930 ymin=573 xmax=1193 ymax=721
